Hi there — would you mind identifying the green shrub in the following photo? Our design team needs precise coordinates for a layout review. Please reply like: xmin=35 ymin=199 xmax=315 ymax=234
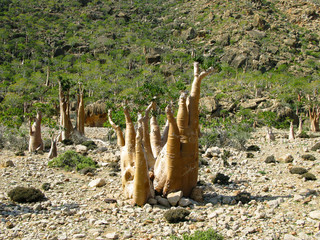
xmin=81 ymin=140 xmax=97 ymax=150
xmin=171 ymin=229 xmax=223 ymax=240
xmin=48 ymin=150 xmax=98 ymax=172
xmin=8 ymin=187 xmax=45 ymax=203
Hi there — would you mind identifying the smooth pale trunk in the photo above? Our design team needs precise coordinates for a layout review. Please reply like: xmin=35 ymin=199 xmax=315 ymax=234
xmin=289 ymin=122 xmax=295 ymax=141
xmin=123 ymin=107 xmax=136 ymax=168
xmin=142 ymin=102 xmax=156 ymax=169
xmin=29 ymin=112 xmax=43 ymax=152
xmin=108 ymin=110 xmax=125 ymax=147
xmin=133 ymin=123 xmax=153 ymax=206
xmin=150 ymin=116 xmax=162 ymax=159
xmin=77 ymin=93 xmax=85 ymax=135
xmin=48 ymin=137 xmax=57 ymax=159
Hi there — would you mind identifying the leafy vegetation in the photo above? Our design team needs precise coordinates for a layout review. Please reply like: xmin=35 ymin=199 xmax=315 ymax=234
xmin=0 ymin=0 xmax=319 ymax=145
xmin=48 ymin=150 xmax=98 ymax=171
xmin=171 ymin=229 xmax=223 ymax=240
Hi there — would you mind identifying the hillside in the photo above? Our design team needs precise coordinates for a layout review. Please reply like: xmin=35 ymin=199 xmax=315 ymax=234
xmin=0 ymin=0 xmax=319 ymax=114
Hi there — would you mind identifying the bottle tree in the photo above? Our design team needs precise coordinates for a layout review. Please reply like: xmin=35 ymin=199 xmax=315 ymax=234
xmin=108 ymin=62 xmax=215 ymax=205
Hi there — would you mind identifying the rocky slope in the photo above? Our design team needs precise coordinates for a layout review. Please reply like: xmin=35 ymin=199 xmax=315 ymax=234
xmin=1 ymin=127 xmax=320 ymax=240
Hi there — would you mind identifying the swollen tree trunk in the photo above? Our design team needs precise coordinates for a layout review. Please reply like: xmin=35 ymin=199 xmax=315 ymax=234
xmin=266 ymin=127 xmax=275 ymax=141
xmin=161 ymin=62 xmax=214 ymax=196
xmin=76 ymin=86 xmax=85 ymax=135
xmin=108 ymin=108 xmax=135 ymax=199
xmin=48 ymin=134 xmax=58 ymax=159
xmin=58 ymin=79 xmax=73 ymax=141
xmin=297 ymin=116 xmax=303 ymax=135
xmin=29 ymin=111 xmax=43 ymax=152
xmin=133 ymin=114 xmax=154 ymax=206
xmin=309 ymin=106 xmax=320 ymax=132
xmin=289 ymin=121 xmax=295 ymax=141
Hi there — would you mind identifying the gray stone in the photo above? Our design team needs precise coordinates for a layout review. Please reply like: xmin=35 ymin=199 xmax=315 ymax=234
xmin=311 ymin=142 xmax=320 ymax=151
xmin=155 ymin=196 xmax=170 ymax=207
xmin=148 ymin=198 xmax=157 ymax=205
xmin=3 ymin=160 xmax=15 ymax=167
xmin=265 ymin=155 xmax=276 ymax=163
xmin=182 ymin=27 xmax=197 ymax=40
xmin=284 ymin=154 xmax=294 ymax=163
xmin=190 ymin=187 xmax=203 ymax=202
xmin=178 ymin=198 xmax=192 ymax=207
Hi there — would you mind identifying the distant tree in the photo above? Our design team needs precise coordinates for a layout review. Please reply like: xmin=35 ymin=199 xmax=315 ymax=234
xmin=28 ymin=111 xmax=43 ymax=153
xmin=58 ymin=76 xmax=73 ymax=141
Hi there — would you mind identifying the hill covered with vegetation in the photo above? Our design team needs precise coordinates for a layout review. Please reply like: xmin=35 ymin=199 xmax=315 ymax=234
xmin=0 ymin=0 xmax=319 ymax=136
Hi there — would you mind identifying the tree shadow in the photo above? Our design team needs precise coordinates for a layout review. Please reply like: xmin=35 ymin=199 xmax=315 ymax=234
xmin=201 ymin=181 xmax=293 ymax=206
xmin=0 ymin=201 xmax=80 ymax=217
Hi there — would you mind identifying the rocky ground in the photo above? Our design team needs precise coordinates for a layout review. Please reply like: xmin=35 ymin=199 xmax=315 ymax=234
xmin=1 ymin=127 xmax=320 ymax=240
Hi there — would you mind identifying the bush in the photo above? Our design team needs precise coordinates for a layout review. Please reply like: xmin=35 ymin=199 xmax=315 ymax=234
xmin=8 ymin=187 xmax=45 ymax=203
xmin=171 ymin=229 xmax=223 ymax=240
xmin=48 ymin=150 xmax=98 ymax=172
xmin=164 ymin=209 xmax=190 ymax=223
xmin=81 ymin=140 xmax=97 ymax=150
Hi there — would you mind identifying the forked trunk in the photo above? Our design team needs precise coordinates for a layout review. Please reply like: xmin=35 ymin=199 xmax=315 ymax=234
xmin=58 ymin=79 xmax=73 ymax=141
xmin=48 ymin=135 xmax=58 ymax=159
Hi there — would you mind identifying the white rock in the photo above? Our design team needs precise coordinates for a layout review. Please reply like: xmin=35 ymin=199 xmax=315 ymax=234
xmin=76 ymin=145 xmax=88 ymax=154
xmin=105 ymin=232 xmax=118 ymax=239
xmin=73 ymin=234 xmax=86 ymax=239
xmin=296 ymin=220 xmax=305 ymax=225
xmin=167 ymin=191 xmax=183 ymax=206
xmin=208 ymin=212 xmax=218 ymax=219
xmin=309 ymin=210 xmax=320 ymax=220
xmin=267 ymin=199 xmax=279 ymax=208
xmin=283 ymin=234 xmax=300 ymax=240
xmin=293 ymin=194 xmax=304 ymax=202
xmin=57 ymin=233 xmax=68 ymax=240
xmin=88 ymin=178 xmax=106 ymax=188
